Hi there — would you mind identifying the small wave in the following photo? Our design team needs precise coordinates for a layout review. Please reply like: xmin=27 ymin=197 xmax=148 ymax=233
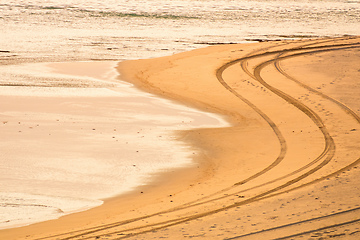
xmin=26 ymin=5 xmax=199 ymax=20
xmin=40 ymin=6 xmax=65 ymax=10
xmin=1 ymin=202 xmax=62 ymax=212
xmin=88 ymin=10 xmax=199 ymax=20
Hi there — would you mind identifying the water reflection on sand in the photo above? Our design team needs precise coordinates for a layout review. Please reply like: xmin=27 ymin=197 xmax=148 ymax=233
xmin=0 ymin=61 xmax=229 ymax=229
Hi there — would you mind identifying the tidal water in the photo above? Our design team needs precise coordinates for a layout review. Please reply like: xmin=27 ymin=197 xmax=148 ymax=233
xmin=1 ymin=0 xmax=359 ymax=63
xmin=0 ymin=61 xmax=229 ymax=229
xmin=0 ymin=0 xmax=359 ymax=230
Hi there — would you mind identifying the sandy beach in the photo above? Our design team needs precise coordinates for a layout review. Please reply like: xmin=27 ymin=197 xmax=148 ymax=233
xmin=1 ymin=37 xmax=360 ymax=239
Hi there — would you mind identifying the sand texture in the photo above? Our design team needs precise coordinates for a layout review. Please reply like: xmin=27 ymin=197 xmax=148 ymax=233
xmin=1 ymin=37 xmax=360 ymax=239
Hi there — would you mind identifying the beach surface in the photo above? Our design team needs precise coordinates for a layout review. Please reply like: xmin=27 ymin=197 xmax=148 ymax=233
xmin=1 ymin=37 xmax=360 ymax=239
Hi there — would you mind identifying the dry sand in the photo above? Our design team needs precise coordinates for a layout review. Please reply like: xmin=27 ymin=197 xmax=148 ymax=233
xmin=1 ymin=37 xmax=360 ymax=239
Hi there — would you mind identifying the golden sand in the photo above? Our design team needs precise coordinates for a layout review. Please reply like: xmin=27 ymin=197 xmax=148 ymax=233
xmin=1 ymin=37 xmax=360 ymax=239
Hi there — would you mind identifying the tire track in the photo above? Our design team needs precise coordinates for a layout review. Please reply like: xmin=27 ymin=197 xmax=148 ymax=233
xmin=274 ymin=51 xmax=360 ymax=124
xmin=225 ymin=206 xmax=360 ymax=239
xmin=218 ymin=42 xmax=360 ymax=203
xmin=35 ymin=41 xmax=295 ymax=240
xmin=35 ymin=38 xmax=360 ymax=240
xmin=157 ymin=37 xmax=350 ymax=206
xmin=276 ymin=218 xmax=360 ymax=240
xmin=216 ymin=56 xmax=288 ymax=186
xmin=226 ymin=40 xmax=360 ymax=189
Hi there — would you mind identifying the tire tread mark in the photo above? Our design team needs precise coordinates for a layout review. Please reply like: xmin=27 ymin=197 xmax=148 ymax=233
xmin=34 ymin=38 xmax=360 ymax=240
xmin=225 ymin=206 xmax=360 ymax=239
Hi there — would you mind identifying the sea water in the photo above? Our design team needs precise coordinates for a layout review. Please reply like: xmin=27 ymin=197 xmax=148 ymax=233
xmin=1 ymin=0 xmax=359 ymax=63
xmin=0 ymin=0 xmax=359 ymax=230
xmin=0 ymin=61 xmax=229 ymax=229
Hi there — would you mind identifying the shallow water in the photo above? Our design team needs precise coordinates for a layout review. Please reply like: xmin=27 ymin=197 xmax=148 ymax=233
xmin=1 ymin=0 xmax=359 ymax=64
xmin=0 ymin=61 xmax=229 ymax=229
xmin=0 ymin=0 xmax=359 ymax=230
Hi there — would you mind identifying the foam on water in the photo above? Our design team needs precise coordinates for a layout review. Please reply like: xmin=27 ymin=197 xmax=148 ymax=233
xmin=0 ymin=61 xmax=230 ymax=229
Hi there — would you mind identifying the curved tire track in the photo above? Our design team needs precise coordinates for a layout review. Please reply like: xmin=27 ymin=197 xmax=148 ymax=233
xmin=36 ymin=38 xmax=360 ymax=240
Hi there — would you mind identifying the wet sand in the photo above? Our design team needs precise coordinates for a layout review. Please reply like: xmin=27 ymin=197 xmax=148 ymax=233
xmin=1 ymin=37 xmax=360 ymax=239
xmin=0 ymin=61 xmax=227 ymax=230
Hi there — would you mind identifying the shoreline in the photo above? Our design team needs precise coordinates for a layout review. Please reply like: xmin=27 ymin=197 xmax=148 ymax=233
xmin=1 ymin=37 xmax=360 ymax=239
xmin=0 ymin=61 xmax=229 ymax=230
